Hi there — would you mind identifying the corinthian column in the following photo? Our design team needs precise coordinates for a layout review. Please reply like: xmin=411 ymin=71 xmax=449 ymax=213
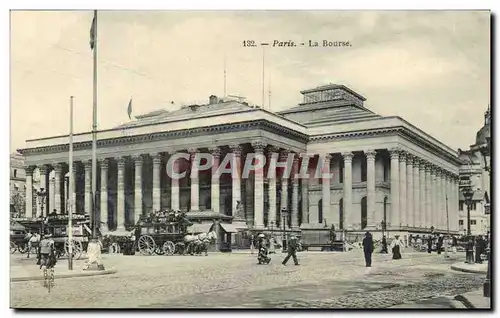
xmin=252 ymin=141 xmax=267 ymax=228
xmin=300 ymin=157 xmax=309 ymax=225
xmin=133 ymin=155 xmax=143 ymax=223
xmin=188 ymin=148 xmax=199 ymax=212
xmin=39 ymin=165 xmax=48 ymax=217
xmin=342 ymin=152 xmax=353 ymax=229
xmin=364 ymin=150 xmax=376 ymax=228
xmin=399 ymin=152 xmax=407 ymax=227
xmin=419 ymin=160 xmax=427 ymax=227
xmin=170 ymin=153 xmax=180 ymax=211
xmin=430 ymin=167 xmax=438 ymax=229
xmin=280 ymin=150 xmax=290 ymax=228
xmin=116 ymin=157 xmax=126 ymax=230
xmin=209 ymin=147 xmax=221 ymax=213
xmin=151 ymin=153 xmax=162 ymax=212
xmin=267 ymin=146 xmax=279 ymax=226
xmin=321 ymin=154 xmax=332 ymax=225
xmin=100 ymin=158 xmax=109 ymax=233
xmin=389 ymin=148 xmax=400 ymax=228
xmin=406 ymin=155 xmax=414 ymax=227
xmin=84 ymin=160 xmax=92 ymax=216
xmin=229 ymin=144 xmax=242 ymax=217
xmin=291 ymin=156 xmax=300 ymax=229
xmin=49 ymin=175 xmax=55 ymax=214
xmin=425 ymin=164 xmax=432 ymax=230
xmin=25 ymin=166 xmax=33 ymax=218
xmin=413 ymin=159 xmax=420 ymax=228
xmin=54 ymin=163 xmax=62 ymax=214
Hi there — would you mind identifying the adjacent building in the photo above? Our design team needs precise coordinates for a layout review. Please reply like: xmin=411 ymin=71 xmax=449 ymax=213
xmin=18 ymin=84 xmax=463 ymax=244
xmin=457 ymin=106 xmax=491 ymax=235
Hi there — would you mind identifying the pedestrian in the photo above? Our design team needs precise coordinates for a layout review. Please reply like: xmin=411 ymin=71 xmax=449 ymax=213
xmin=475 ymin=236 xmax=484 ymax=264
xmin=250 ymin=235 xmax=255 ymax=255
xmin=282 ymin=234 xmax=299 ymax=266
xmin=38 ymin=234 xmax=55 ymax=270
xmin=390 ymin=235 xmax=403 ymax=260
xmin=380 ymin=235 xmax=388 ymax=254
xmin=268 ymin=236 xmax=276 ymax=254
xmin=437 ymin=234 xmax=443 ymax=255
xmin=362 ymin=232 xmax=373 ymax=267
xmin=427 ymin=235 xmax=433 ymax=254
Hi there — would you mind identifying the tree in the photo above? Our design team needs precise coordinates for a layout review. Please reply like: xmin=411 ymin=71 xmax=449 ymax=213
xmin=11 ymin=191 xmax=25 ymax=218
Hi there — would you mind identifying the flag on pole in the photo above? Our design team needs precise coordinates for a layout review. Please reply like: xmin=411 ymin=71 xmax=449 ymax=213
xmin=127 ymin=98 xmax=133 ymax=119
xmin=90 ymin=16 xmax=96 ymax=50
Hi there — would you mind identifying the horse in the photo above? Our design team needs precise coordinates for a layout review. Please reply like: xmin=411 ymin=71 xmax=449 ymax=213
xmin=26 ymin=233 xmax=40 ymax=259
xmin=184 ymin=231 xmax=217 ymax=256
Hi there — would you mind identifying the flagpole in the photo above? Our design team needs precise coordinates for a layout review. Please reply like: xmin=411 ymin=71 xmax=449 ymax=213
xmin=68 ymin=96 xmax=74 ymax=271
xmin=91 ymin=9 xmax=98 ymax=240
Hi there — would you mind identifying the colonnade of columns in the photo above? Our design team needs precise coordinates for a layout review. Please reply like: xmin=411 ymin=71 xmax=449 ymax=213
xmin=23 ymin=145 xmax=460 ymax=234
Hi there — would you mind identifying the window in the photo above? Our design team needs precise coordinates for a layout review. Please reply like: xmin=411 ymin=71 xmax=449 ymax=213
xmin=361 ymin=196 xmax=367 ymax=229
xmin=205 ymin=196 xmax=211 ymax=210
xmin=339 ymin=163 xmax=344 ymax=184
xmin=318 ymin=199 xmax=323 ymax=223
xmin=471 ymin=202 xmax=477 ymax=211
xmin=459 ymin=220 xmax=464 ymax=225
xmin=339 ymin=198 xmax=344 ymax=230
xmin=13 ymin=169 xmax=17 ymax=178
xmin=459 ymin=202 xmax=464 ymax=211
xmin=470 ymin=220 xmax=477 ymax=225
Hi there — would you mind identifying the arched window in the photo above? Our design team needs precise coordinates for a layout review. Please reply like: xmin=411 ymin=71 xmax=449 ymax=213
xmin=383 ymin=196 xmax=388 ymax=223
xmin=361 ymin=196 xmax=367 ymax=229
xmin=318 ymin=199 xmax=323 ymax=223
xmin=205 ymin=196 xmax=211 ymax=210
xmin=339 ymin=198 xmax=344 ymax=230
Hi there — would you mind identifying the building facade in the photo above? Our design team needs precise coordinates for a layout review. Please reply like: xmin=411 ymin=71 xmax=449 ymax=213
xmin=457 ymin=106 xmax=491 ymax=235
xmin=10 ymin=152 xmax=27 ymax=216
xmin=19 ymin=84 xmax=462 ymax=240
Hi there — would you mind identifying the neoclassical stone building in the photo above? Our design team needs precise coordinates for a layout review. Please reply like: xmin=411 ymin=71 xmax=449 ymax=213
xmin=19 ymin=84 xmax=463 ymax=240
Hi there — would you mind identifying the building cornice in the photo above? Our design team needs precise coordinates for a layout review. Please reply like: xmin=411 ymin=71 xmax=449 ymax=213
xmin=18 ymin=120 xmax=309 ymax=156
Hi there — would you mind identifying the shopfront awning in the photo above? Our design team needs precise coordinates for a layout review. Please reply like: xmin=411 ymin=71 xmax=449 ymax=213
xmin=219 ymin=223 xmax=245 ymax=233
xmin=187 ymin=223 xmax=214 ymax=234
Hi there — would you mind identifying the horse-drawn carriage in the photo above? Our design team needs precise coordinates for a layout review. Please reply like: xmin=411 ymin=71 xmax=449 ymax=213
xmin=132 ymin=209 xmax=217 ymax=256
xmin=10 ymin=220 xmax=28 ymax=254
xmin=44 ymin=214 xmax=91 ymax=259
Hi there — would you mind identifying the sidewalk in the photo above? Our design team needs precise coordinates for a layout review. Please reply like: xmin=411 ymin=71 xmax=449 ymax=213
xmin=454 ymin=289 xmax=491 ymax=309
xmin=10 ymin=259 xmax=117 ymax=282
xmin=450 ymin=262 xmax=487 ymax=275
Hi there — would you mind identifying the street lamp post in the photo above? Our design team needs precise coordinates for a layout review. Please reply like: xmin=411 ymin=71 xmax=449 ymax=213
xmin=462 ymin=186 xmax=474 ymax=264
xmin=281 ymin=208 xmax=288 ymax=252
xmin=479 ymin=135 xmax=491 ymax=298
xmin=36 ymin=188 xmax=47 ymax=235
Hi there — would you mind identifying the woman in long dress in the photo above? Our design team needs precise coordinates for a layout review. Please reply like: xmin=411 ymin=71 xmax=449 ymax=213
xmin=390 ymin=235 xmax=403 ymax=260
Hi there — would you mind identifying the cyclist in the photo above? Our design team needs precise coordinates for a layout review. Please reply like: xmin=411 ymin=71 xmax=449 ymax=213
xmin=39 ymin=234 xmax=55 ymax=270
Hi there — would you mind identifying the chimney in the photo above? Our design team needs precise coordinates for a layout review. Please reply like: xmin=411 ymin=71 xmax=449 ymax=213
xmin=209 ymin=95 xmax=218 ymax=105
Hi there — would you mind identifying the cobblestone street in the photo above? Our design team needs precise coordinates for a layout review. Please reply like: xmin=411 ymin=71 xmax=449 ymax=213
xmin=10 ymin=251 xmax=483 ymax=308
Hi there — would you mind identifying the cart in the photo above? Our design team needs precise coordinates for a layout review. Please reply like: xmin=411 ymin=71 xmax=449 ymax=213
xmin=44 ymin=214 xmax=91 ymax=260
xmin=133 ymin=210 xmax=192 ymax=256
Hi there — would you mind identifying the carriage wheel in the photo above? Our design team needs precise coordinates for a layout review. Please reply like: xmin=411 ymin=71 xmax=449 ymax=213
xmin=138 ymin=235 xmax=156 ymax=255
xmin=18 ymin=244 xmax=28 ymax=254
xmin=65 ymin=239 xmax=83 ymax=260
xmin=163 ymin=241 xmax=175 ymax=256
xmin=10 ymin=242 xmax=17 ymax=254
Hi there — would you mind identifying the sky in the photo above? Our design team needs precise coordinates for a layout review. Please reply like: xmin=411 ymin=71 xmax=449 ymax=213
xmin=10 ymin=10 xmax=490 ymax=153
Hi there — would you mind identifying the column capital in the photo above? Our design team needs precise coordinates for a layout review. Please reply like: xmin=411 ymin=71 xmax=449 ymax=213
xmin=116 ymin=157 xmax=126 ymax=167
xmin=399 ymin=151 xmax=407 ymax=162
xmin=99 ymin=158 xmax=109 ymax=169
xmin=187 ymin=147 xmax=198 ymax=155
xmin=268 ymin=145 xmax=280 ymax=154
xmin=208 ymin=146 xmax=221 ymax=158
xmin=405 ymin=154 xmax=415 ymax=165
xmin=251 ymin=141 xmax=267 ymax=154
xmin=38 ymin=164 xmax=48 ymax=174
xmin=424 ymin=163 xmax=433 ymax=172
xmin=364 ymin=149 xmax=376 ymax=160
xmin=132 ymin=155 xmax=144 ymax=165
xmin=279 ymin=149 xmax=291 ymax=161
xmin=412 ymin=157 xmax=421 ymax=167
xmin=25 ymin=166 xmax=35 ymax=176
xmin=388 ymin=147 xmax=400 ymax=156
xmin=84 ymin=160 xmax=92 ymax=169
xmin=229 ymin=144 xmax=242 ymax=156
xmin=323 ymin=153 xmax=333 ymax=161
xmin=53 ymin=163 xmax=63 ymax=172
xmin=342 ymin=152 xmax=353 ymax=161
xmin=151 ymin=153 xmax=162 ymax=164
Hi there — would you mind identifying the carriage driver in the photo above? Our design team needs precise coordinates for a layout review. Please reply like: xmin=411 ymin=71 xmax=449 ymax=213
xmin=39 ymin=234 xmax=55 ymax=270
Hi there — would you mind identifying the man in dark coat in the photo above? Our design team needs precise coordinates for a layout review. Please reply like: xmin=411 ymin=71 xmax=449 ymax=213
xmin=475 ymin=236 xmax=484 ymax=264
xmin=362 ymin=232 xmax=374 ymax=267
xmin=381 ymin=235 xmax=388 ymax=253
xmin=427 ymin=235 xmax=433 ymax=254
xmin=437 ymin=235 xmax=443 ymax=255
xmin=282 ymin=235 xmax=299 ymax=266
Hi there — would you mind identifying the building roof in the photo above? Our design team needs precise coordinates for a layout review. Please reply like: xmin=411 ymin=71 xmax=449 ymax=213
xmin=474 ymin=105 xmax=491 ymax=146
